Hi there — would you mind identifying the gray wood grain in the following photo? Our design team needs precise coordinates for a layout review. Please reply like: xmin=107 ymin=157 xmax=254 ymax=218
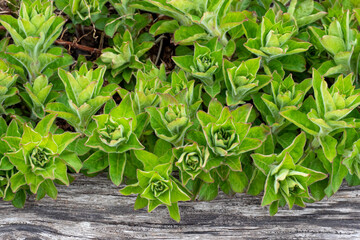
xmin=0 ymin=174 xmax=359 ymax=239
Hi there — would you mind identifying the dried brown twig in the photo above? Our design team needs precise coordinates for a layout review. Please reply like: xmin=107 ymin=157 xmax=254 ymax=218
xmin=0 ymin=26 xmax=101 ymax=54
xmin=55 ymin=39 xmax=101 ymax=54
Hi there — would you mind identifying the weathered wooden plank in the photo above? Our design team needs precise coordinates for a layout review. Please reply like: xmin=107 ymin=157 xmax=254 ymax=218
xmin=0 ymin=174 xmax=359 ymax=239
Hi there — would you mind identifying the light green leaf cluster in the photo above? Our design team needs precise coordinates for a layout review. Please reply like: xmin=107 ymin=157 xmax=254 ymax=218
xmin=252 ymin=133 xmax=326 ymax=215
xmin=0 ymin=60 xmax=19 ymax=115
xmin=118 ymin=64 xmax=169 ymax=114
xmin=281 ymin=70 xmax=360 ymax=137
xmin=131 ymin=0 xmax=248 ymax=46
xmin=253 ymin=72 xmax=312 ymax=132
xmin=147 ymin=96 xmax=192 ymax=146
xmin=46 ymin=65 xmax=119 ymax=133
xmin=2 ymin=114 xmax=81 ymax=204
xmin=83 ymin=94 xmax=144 ymax=186
xmin=245 ymin=9 xmax=311 ymax=61
xmin=309 ymin=11 xmax=359 ymax=77
xmin=99 ymin=30 xmax=154 ymax=83
xmin=276 ymin=0 xmax=327 ymax=27
xmin=55 ymin=0 xmax=108 ymax=25
xmin=223 ymin=57 xmax=272 ymax=106
xmin=20 ymin=75 xmax=59 ymax=118
xmin=244 ymin=9 xmax=311 ymax=75
xmin=198 ymin=100 xmax=267 ymax=159
xmin=173 ymin=39 xmax=223 ymax=97
xmin=0 ymin=0 xmax=73 ymax=81
xmin=120 ymin=160 xmax=191 ymax=222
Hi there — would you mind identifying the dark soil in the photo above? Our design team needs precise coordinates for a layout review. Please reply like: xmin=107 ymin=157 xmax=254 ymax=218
xmin=149 ymin=33 xmax=176 ymax=72
xmin=56 ymin=118 xmax=75 ymax=132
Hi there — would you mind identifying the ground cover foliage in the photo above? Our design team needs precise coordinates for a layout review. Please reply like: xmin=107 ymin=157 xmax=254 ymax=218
xmin=1 ymin=0 xmax=360 ymax=221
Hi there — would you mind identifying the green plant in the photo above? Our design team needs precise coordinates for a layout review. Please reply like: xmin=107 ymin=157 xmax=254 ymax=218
xmin=83 ymin=94 xmax=145 ymax=186
xmin=3 ymin=114 xmax=82 ymax=204
xmin=131 ymin=0 xmax=248 ymax=46
xmin=0 ymin=0 xmax=73 ymax=81
xmin=0 ymin=60 xmax=19 ymax=115
xmin=0 ymin=117 xmax=23 ymax=207
xmin=252 ymin=72 xmax=312 ymax=133
xmin=168 ymin=70 xmax=203 ymax=117
xmin=55 ymin=0 xmax=108 ymax=26
xmin=99 ymin=29 xmax=154 ymax=84
xmin=281 ymin=69 xmax=360 ymax=162
xmin=275 ymin=0 xmax=327 ymax=27
xmin=173 ymin=39 xmax=223 ymax=97
xmin=309 ymin=11 xmax=359 ymax=78
xmin=340 ymin=129 xmax=360 ymax=182
xmin=197 ymin=99 xmax=267 ymax=162
xmin=2 ymin=0 xmax=360 ymax=223
xmin=252 ymin=132 xmax=327 ymax=215
xmin=173 ymin=143 xmax=212 ymax=185
xmin=20 ymin=75 xmax=59 ymax=119
xmin=244 ymin=9 xmax=312 ymax=74
xmin=223 ymin=57 xmax=272 ymax=106
xmin=120 ymin=159 xmax=191 ymax=222
xmin=146 ymin=95 xmax=192 ymax=147
xmin=46 ymin=65 xmax=118 ymax=133
xmin=118 ymin=64 xmax=169 ymax=114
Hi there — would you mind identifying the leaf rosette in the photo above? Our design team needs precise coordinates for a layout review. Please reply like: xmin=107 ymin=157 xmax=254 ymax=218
xmin=197 ymin=99 xmax=268 ymax=171
xmin=99 ymin=30 xmax=154 ymax=83
xmin=146 ymin=98 xmax=192 ymax=146
xmin=85 ymin=92 xmax=144 ymax=153
xmin=204 ymin=119 xmax=242 ymax=157
xmin=119 ymin=162 xmax=191 ymax=222
xmin=245 ymin=9 xmax=311 ymax=61
xmin=309 ymin=11 xmax=358 ymax=77
xmin=3 ymin=114 xmax=82 ymax=197
xmin=46 ymin=64 xmax=118 ymax=133
xmin=269 ymin=75 xmax=311 ymax=110
xmin=244 ymin=9 xmax=311 ymax=74
xmin=276 ymin=0 xmax=327 ymax=27
xmin=252 ymin=133 xmax=327 ymax=215
xmin=173 ymin=40 xmax=222 ymax=87
xmin=173 ymin=143 xmax=212 ymax=184
xmin=142 ymin=174 xmax=172 ymax=202
xmin=253 ymin=72 xmax=311 ymax=130
xmin=87 ymin=114 xmax=143 ymax=153
xmin=168 ymin=70 xmax=202 ymax=117
xmin=0 ymin=0 xmax=73 ymax=81
xmin=20 ymin=75 xmax=59 ymax=118
xmin=28 ymin=147 xmax=56 ymax=170
xmin=0 ymin=0 xmax=63 ymax=53
xmin=83 ymin=93 xmax=146 ymax=186
xmin=98 ymin=117 xmax=130 ymax=147
xmin=281 ymin=69 xmax=360 ymax=162
xmin=118 ymin=65 xmax=169 ymax=114
xmin=223 ymin=57 xmax=272 ymax=106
